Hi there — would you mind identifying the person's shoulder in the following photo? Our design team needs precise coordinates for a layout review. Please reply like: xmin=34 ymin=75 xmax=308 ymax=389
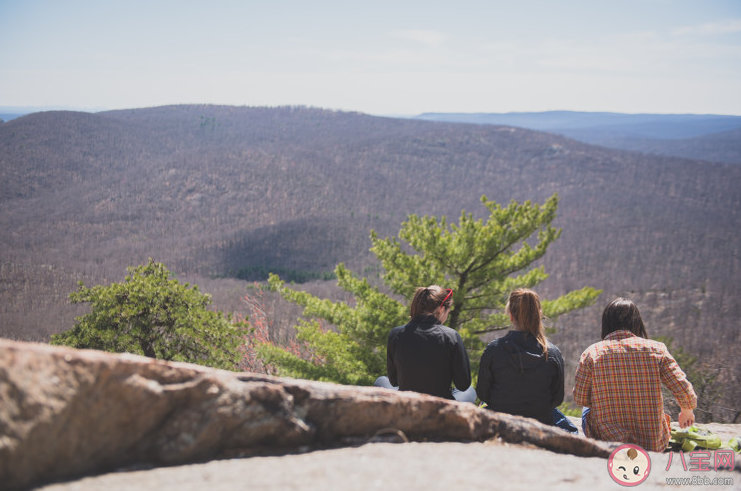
xmin=639 ymin=336 xmax=669 ymax=352
xmin=437 ymin=323 xmax=459 ymax=336
xmin=579 ymin=339 xmax=605 ymax=357
xmin=546 ymin=339 xmax=562 ymax=351
xmin=388 ymin=324 xmax=406 ymax=339
xmin=547 ymin=340 xmax=564 ymax=357
xmin=641 ymin=336 xmax=665 ymax=347
xmin=435 ymin=323 xmax=465 ymax=343
xmin=483 ymin=333 xmax=510 ymax=352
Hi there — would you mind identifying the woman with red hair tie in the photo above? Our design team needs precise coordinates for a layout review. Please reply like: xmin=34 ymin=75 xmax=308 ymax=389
xmin=375 ymin=285 xmax=476 ymax=403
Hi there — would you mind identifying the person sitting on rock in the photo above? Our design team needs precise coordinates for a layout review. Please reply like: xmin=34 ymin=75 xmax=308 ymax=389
xmin=374 ymin=286 xmax=476 ymax=403
xmin=476 ymin=288 xmax=577 ymax=433
xmin=573 ymin=297 xmax=697 ymax=452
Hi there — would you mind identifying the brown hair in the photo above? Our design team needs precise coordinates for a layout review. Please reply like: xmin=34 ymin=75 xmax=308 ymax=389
xmin=601 ymin=297 xmax=648 ymax=339
xmin=410 ymin=285 xmax=453 ymax=319
xmin=506 ymin=288 xmax=548 ymax=358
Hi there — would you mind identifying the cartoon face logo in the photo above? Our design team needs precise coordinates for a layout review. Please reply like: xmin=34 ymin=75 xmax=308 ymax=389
xmin=607 ymin=444 xmax=651 ymax=486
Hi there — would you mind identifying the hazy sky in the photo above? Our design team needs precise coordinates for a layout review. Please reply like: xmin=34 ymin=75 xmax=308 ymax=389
xmin=1 ymin=0 xmax=740 ymax=115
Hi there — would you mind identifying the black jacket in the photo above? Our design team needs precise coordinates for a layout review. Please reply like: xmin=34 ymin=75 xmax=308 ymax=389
xmin=387 ymin=314 xmax=472 ymax=400
xmin=476 ymin=330 xmax=564 ymax=425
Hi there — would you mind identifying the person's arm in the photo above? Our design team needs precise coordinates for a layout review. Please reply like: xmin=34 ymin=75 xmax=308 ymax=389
xmin=572 ymin=350 xmax=593 ymax=407
xmin=451 ymin=332 xmax=472 ymax=391
xmin=659 ymin=347 xmax=697 ymax=428
xmin=476 ymin=345 xmax=493 ymax=406
xmin=387 ymin=329 xmax=398 ymax=387
xmin=550 ymin=345 xmax=565 ymax=408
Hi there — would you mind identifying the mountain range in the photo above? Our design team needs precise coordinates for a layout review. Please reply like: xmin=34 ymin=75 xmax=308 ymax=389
xmin=1 ymin=105 xmax=739 ymax=420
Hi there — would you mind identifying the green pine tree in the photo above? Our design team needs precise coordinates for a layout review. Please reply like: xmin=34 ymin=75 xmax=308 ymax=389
xmin=260 ymin=193 xmax=601 ymax=384
xmin=371 ymin=194 xmax=600 ymax=351
xmin=261 ymin=264 xmax=406 ymax=384
xmin=50 ymin=259 xmax=246 ymax=370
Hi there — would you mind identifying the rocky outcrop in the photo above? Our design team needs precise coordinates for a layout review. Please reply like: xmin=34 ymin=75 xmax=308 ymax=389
xmin=0 ymin=339 xmax=616 ymax=490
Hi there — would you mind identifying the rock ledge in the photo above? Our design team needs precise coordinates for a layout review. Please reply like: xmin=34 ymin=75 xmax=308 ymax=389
xmin=1 ymin=339 xmax=615 ymax=490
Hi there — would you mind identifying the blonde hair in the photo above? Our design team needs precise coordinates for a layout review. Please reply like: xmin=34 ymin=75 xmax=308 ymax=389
xmin=410 ymin=285 xmax=453 ymax=318
xmin=506 ymin=288 xmax=548 ymax=358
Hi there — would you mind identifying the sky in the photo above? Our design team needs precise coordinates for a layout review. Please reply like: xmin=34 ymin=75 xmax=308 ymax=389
xmin=1 ymin=0 xmax=740 ymax=116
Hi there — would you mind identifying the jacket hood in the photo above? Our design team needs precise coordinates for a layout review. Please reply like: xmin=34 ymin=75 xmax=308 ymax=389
xmin=502 ymin=331 xmax=547 ymax=371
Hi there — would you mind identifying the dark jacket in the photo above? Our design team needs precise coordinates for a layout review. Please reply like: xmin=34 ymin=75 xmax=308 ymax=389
xmin=476 ymin=330 xmax=564 ymax=425
xmin=387 ymin=314 xmax=472 ymax=400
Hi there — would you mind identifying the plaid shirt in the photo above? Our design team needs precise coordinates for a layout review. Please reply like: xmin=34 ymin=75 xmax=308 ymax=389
xmin=573 ymin=330 xmax=697 ymax=452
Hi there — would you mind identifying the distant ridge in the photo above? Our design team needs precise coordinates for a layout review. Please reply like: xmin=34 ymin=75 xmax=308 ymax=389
xmin=414 ymin=111 xmax=741 ymax=137
xmin=0 ymin=113 xmax=27 ymax=122
xmin=0 ymin=106 xmax=103 ymax=122
xmin=414 ymin=111 xmax=741 ymax=163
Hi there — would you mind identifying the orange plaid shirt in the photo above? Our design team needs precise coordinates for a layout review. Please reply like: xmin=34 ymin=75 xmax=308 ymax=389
xmin=573 ymin=330 xmax=697 ymax=452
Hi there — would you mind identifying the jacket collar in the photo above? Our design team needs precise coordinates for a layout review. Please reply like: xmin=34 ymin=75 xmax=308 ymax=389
xmin=410 ymin=314 xmax=441 ymax=326
xmin=604 ymin=330 xmax=639 ymax=341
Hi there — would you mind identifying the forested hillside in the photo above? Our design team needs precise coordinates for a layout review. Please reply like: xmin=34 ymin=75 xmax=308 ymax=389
xmin=1 ymin=105 xmax=739 ymax=420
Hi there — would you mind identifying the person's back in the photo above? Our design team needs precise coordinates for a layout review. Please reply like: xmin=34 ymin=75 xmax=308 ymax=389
xmin=478 ymin=330 xmax=563 ymax=424
xmin=377 ymin=286 xmax=475 ymax=403
xmin=574 ymin=298 xmax=696 ymax=452
xmin=388 ymin=314 xmax=470 ymax=400
xmin=477 ymin=288 xmax=572 ymax=431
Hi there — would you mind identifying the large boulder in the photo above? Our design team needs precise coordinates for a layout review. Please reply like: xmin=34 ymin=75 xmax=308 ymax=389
xmin=0 ymin=339 xmax=615 ymax=489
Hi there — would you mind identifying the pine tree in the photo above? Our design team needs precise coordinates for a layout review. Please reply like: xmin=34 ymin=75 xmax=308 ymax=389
xmin=261 ymin=194 xmax=600 ymax=383
xmin=260 ymin=264 xmax=406 ymax=384
xmin=50 ymin=259 xmax=246 ymax=370
xmin=370 ymin=194 xmax=600 ymax=351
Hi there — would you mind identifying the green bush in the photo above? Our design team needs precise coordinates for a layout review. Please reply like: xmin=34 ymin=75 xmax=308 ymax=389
xmin=51 ymin=259 xmax=246 ymax=370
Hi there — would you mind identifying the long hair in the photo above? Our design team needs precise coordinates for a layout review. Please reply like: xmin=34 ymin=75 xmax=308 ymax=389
xmin=410 ymin=285 xmax=453 ymax=319
xmin=601 ymin=297 xmax=648 ymax=339
xmin=506 ymin=288 xmax=548 ymax=358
